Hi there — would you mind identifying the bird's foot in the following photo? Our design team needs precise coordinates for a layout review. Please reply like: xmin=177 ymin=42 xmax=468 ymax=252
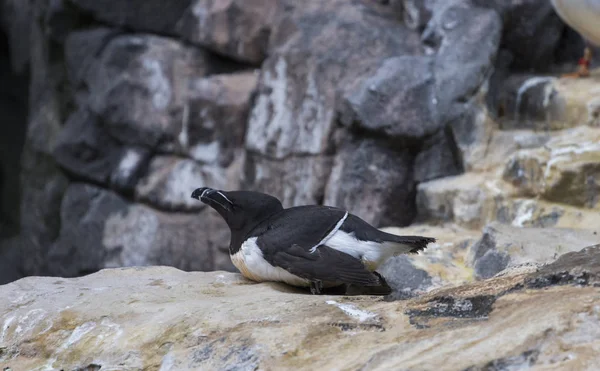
xmin=310 ymin=280 xmax=323 ymax=295
xmin=561 ymin=67 xmax=590 ymax=79
xmin=561 ymin=47 xmax=592 ymax=79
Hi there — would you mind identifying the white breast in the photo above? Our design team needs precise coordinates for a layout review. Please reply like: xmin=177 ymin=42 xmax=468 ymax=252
xmin=551 ymin=0 xmax=600 ymax=45
xmin=231 ymin=237 xmax=310 ymax=287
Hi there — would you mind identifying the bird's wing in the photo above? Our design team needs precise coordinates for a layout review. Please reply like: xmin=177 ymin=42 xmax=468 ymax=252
xmin=256 ymin=206 xmax=380 ymax=286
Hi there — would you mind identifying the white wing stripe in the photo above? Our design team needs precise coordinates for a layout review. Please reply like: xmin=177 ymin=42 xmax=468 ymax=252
xmin=309 ymin=212 xmax=348 ymax=253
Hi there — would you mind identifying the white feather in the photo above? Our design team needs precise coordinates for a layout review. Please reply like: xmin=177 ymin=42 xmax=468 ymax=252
xmin=231 ymin=237 xmax=310 ymax=287
xmin=551 ymin=0 xmax=600 ymax=45
xmin=325 ymin=230 xmax=415 ymax=269
xmin=309 ymin=212 xmax=348 ymax=253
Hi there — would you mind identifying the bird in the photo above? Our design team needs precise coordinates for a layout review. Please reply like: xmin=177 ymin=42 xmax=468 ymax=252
xmin=191 ymin=187 xmax=436 ymax=295
xmin=551 ymin=0 xmax=600 ymax=77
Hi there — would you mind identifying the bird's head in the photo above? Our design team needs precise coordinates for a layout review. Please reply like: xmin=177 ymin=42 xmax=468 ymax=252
xmin=191 ymin=187 xmax=284 ymax=232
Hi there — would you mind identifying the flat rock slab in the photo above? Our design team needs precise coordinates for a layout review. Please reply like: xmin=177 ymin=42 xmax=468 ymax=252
xmin=2 ymin=246 xmax=600 ymax=371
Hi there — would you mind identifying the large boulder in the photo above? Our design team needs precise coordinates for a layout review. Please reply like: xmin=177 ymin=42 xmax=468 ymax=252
xmin=244 ymin=0 xmax=423 ymax=210
xmin=324 ymin=138 xmax=416 ymax=226
xmin=2 ymin=246 xmax=600 ymax=370
xmin=65 ymin=30 xmax=213 ymax=151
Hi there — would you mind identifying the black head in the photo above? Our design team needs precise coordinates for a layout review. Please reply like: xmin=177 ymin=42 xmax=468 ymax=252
xmin=191 ymin=187 xmax=284 ymax=233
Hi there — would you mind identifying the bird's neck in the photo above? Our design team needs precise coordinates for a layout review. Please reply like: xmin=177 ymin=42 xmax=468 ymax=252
xmin=228 ymin=208 xmax=282 ymax=255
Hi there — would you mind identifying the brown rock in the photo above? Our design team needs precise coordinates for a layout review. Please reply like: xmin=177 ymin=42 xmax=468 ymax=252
xmin=503 ymin=126 xmax=600 ymax=208
xmin=3 ymin=247 xmax=600 ymax=370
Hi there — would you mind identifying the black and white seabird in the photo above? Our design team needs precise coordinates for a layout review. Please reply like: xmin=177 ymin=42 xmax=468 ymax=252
xmin=191 ymin=187 xmax=436 ymax=295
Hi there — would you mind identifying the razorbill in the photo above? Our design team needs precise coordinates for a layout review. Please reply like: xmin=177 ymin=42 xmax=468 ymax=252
xmin=191 ymin=187 xmax=435 ymax=294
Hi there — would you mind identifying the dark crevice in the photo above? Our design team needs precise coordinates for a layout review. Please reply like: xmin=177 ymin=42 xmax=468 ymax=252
xmin=0 ymin=23 xmax=29 ymax=239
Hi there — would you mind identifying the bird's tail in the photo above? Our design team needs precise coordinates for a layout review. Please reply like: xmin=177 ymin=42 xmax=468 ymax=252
xmin=381 ymin=234 xmax=436 ymax=254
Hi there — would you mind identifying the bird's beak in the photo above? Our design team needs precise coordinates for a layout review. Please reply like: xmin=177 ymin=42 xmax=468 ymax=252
xmin=191 ymin=187 xmax=233 ymax=211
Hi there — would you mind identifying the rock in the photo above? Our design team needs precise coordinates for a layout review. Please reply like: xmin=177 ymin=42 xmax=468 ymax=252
xmin=46 ymin=183 xmax=232 ymax=277
xmin=244 ymin=0 xmax=422 ymax=210
xmin=493 ymin=75 xmax=600 ymax=130
xmin=184 ymin=71 xmax=258 ymax=167
xmin=426 ymin=2 xmax=501 ymax=125
xmin=414 ymin=128 xmax=463 ymax=183
xmin=416 ymin=173 xmax=510 ymax=229
xmin=0 ymin=0 xmax=32 ymax=73
xmin=399 ymin=0 xmax=435 ymax=31
xmin=66 ymin=30 xmax=212 ymax=150
xmin=3 ymin=247 xmax=600 ymax=370
xmin=177 ymin=0 xmax=280 ymax=64
xmin=135 ymin=156 xmax=239 ymax=212
xmin=242 ymin=152 xmax=333 ymax=208
xmin=323 ymin=138 xmax=416 ymax=227
xmin=379 ymin=224 xmax=480 ymax=299
xmin=13 ymin=0 xmax=71 ymax=277
xmin=469 ymin=221 xmax=599 ymax=279
xmin=0 ymin=16 xmax=29 ymax=238
xmin=503 ymin=126 xmax=600 ymax=208
xmin=67 ymin=0 xmax=192 ymax=35
xmin=339 ymin=55 xmax=440 ymax=141
xmin=496 ymin=0 xmax=565 ymax=71
xmin=246 ymin=0 xmax=422 ymax=159
xmin=53 ymin=109 xmax=150 ymax=191
xmin=526 ymin=244 xmax=600 ymax=288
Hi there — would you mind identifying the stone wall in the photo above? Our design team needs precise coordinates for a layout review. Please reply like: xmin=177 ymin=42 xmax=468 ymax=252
xmin=0 ymin=0 xmax=599 ymax=284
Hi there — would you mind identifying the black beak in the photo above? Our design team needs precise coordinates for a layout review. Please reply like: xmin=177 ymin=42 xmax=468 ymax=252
xmin=191 ymin=187 xmax=213 ymax=201
xmin=191 ymin=187 xmax=233 ymax=211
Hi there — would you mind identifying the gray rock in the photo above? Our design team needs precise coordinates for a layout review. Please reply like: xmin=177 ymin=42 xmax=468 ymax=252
xmin=427 ymin=2 xmax=502 ymax=126
xmin=496 ymin=0 xmax=565 ymax=71
xmin=47 ymin=183 xmax=232 ymax=277
xmin=185 ymin=71 xmax=258 ymax=167
xmin=242 ymin=152 xmax=333 ymax=208
xmin=339 ymin=55 xmax=439 ymax=140
xmin=177 ymin=0 xmax=280 ymax=64
xmin=246 ymin=0 xmax=422 ymax=159
xmin=324 ymin=138 xmax=415 ymax=227
xmin=0 ymin=0 xmax=32 ymax=74
xmin=399 ymin=0 xmax=436 ymax=31
xmin=470 ymin=222 xmax=600 ymax=279
xmin=14 ymin=0 xmax=71 ymax=277
xmin=53 ymin=109 xmax=150 ymax=191
xmin=414 ymin=128 xmax=463 ymax=183
xmin=135 ymin=156 xmax=230 ymax=212
xmin=67 ymin=0 xmax=192 ymax=35
xmin=379 ymin=256 xmax=433 ymax=300
xmin=74 ymin=32 xmax=212 ymax=150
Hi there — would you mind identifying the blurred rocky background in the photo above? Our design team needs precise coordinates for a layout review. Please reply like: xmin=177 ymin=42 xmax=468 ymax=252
xmin=0 ymin=0 xmax=599 ymax=289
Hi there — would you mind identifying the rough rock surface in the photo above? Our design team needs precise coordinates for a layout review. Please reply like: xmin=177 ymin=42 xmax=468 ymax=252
xmin=2 ymin=245 xmax=600 ymax=371
xmin=470 ymin=222 xmax=599 ymax=279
